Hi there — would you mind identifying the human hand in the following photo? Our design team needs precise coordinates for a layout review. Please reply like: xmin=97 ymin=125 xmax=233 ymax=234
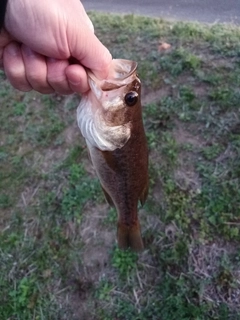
xmin=0 ymin=0 xmax=112 ymax=94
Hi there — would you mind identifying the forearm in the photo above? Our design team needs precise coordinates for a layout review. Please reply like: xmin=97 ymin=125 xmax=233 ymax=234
xmin=0 ymin=0 xmax=8 ymax=30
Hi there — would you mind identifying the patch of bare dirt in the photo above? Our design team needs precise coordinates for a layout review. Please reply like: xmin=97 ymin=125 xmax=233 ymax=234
xmin=63 ymin=122 xmax=82 ymax=145
xmin=15 ymin=123 xmax=84 ymax=211
xmin=80 ymin=203 xmax=115 ymax=281
xmin=193 ymin=83 xmax=209 ymax=97
xmin=188 ymin=241 xmax=240 ymax=308
xmin=37 ymin=148 xmax=68 ymax=173
xmin=61 ymin=203 xmax=116 ymax=320
xmin=174 ymin=73 xmax=209 ymax=99
xmin=173 ymin=120 xmax=204 ymax=148
xmin=38 ymin=123 xmax=83 ymax=174
xmin=142 ymin=86 xmax=171 ymax=105
xmin=0 ymin=208 xmax=12 ymax=231
xmin=173 ymin=121 xmax=204 ymax=193
xmin=174 ymin=167 xmax=201 ymax=194
xmin=142 ymin=74 xmax=209 ymax=108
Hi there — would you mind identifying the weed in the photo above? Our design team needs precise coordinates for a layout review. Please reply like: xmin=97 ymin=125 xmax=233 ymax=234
xmin=95 ymin=279 xmax=114 ymax=301
xmin=111 ymin=247 xmax=138 ymax=277
xmin=61 ymin=164 xmax=103 ymax=220
xmin=0 ymin=193 xmax=11 ymax=208
xmin=201 ymin=144 xmax=224 ymax=160
xmin=104 ymin=207 xmax=117 ymax=224
xmin=13 ymin=101 xmax=26 ymax=116
xmin=159 ymin=48 xmax=202 ymax=76
xmin=179 ymin=85 xmax=196 ymax=102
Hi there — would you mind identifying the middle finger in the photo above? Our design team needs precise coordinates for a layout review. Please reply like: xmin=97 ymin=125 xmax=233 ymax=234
xmin=21 ymin=45 xmax=54 ymax=94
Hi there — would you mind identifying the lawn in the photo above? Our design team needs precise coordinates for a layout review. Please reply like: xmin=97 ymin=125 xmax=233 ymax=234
xmin=0 ymin=12 xmax=240 ymax=320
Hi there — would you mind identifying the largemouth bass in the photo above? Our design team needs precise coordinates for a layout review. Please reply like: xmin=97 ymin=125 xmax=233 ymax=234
xmin=77 ymin=59 xmax=148 ymax=251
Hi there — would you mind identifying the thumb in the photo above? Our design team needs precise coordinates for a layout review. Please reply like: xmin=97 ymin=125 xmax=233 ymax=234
xmin=71 ymin=30 xmax=112 ymax=80
xmin=69 ymin=4 xmax=112 ymax=79
xmin=79 ymin=34 xmax=112 ymax=80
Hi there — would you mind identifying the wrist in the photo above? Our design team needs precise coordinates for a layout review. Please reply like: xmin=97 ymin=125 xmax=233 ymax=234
xmin=0 ymin=0 xmax=8 ymax=30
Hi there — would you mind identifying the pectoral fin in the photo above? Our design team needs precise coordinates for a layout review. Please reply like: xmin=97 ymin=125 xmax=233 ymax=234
xmin=102 ymin=187 xmax=115 ymax=208
xmin=139 ymin=181 xmax=149 ymax=206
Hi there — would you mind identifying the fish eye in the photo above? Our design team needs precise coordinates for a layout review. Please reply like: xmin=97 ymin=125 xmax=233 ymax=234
xmin=124 ymin=91 xmax=138 ymax=107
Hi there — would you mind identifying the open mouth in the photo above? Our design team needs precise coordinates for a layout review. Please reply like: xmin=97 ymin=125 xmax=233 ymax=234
xmin=88 ymin=59 xmax=138 ymax=91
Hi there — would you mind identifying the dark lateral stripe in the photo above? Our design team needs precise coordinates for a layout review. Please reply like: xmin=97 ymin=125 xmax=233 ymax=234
xmin=0 ymin=0 xmax=8 ymax=30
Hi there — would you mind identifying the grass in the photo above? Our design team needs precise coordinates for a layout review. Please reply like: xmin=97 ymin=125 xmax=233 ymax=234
xmin=0 ymin=12 xmax=240 ymax=319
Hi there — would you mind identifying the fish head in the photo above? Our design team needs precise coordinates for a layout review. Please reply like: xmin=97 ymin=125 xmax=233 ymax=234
xmin=77 ymin=59 xmax=142 ymax=151
xmin=89 ymin=59 xmax=142 ymax=127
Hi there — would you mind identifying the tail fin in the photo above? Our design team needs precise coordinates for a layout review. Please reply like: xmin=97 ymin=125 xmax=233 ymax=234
xmin=117 ymin=220 xmax=144 ymax=252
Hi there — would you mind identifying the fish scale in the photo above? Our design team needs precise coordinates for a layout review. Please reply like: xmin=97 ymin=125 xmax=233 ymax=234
xmin=78 ymin=59 xmax=148 ymax=251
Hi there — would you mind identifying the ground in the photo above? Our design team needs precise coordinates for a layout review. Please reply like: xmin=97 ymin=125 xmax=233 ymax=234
xmin=0 ymin=13 xmax=240 ymax=320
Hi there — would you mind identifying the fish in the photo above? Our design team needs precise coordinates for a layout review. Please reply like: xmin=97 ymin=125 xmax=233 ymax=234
xmin=77 ymin=59 xmax=148 ymax=251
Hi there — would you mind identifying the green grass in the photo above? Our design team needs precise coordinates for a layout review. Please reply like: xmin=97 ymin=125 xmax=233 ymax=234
xmin=1 ymin=13 xmax=240 ymax=319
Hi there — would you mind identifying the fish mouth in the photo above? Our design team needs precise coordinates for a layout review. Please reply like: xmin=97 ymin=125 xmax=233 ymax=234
xmin=88 ymin=59 xmax=138 ymax=91
xmin=108 ymin=59 xmax=138 ymax=80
